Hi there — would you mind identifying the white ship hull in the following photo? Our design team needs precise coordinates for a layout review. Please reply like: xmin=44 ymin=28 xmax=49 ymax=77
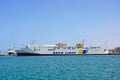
xmin=86 ymin=47 xmax=108 ymax=54
xmin=16 ymin=43 xmax=88 ymax=56
xmin=16 ymin=47 xmax=88 ymax=56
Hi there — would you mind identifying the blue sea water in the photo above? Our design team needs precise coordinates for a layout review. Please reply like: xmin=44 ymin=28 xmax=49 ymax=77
xmin=0 ymin=55 xmax=120 ymax=80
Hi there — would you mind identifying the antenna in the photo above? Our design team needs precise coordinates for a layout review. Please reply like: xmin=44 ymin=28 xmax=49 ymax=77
xmin=82 ymin=40 xmax=85 ymax=47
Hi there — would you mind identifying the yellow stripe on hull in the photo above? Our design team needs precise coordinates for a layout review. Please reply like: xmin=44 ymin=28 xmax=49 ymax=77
xmin=78 ymin=50 xmax=83 ymax=54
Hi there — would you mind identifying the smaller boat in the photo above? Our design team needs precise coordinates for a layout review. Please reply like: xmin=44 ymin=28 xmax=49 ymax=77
xmin=0 ymin=50 xmax=5 ymax=56
xmin=8 ymin=48 xmax=16 ymax=56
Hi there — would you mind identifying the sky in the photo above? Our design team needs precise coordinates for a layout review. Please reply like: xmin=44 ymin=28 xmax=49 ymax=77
xmin=0 ymin=0 xmax=120 ymax=53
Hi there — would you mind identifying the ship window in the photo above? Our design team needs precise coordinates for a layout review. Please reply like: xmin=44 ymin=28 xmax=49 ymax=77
xmin=72 ymin=47 xmax=75 ymax=49
xmin=63 ymin=47 xmax=66 ymax=49
xmin=48 ymin=49 xmax=53 ymax=51
xmin=34 ymin=49 xmax=36 ymax=51
xmin=68 ymin=47 xmax=71 ymax=50
xmin=57 ymin=47 xmax=60 ymax=49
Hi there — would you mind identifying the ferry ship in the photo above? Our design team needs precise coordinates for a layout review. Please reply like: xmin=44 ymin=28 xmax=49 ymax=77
xmin=16 ymin=43 xmax=88 ymax=56
xmin=86 ymin=46 xmax=108 ymax=54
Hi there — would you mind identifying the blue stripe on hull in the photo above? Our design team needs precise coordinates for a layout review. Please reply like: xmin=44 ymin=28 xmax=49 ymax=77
xmin=17 ymin=53 xmax=83 ymax=56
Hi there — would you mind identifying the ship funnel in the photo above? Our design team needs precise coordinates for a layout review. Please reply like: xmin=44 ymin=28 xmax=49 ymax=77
xmin=76 ymin=43 xmax=83 ymax=48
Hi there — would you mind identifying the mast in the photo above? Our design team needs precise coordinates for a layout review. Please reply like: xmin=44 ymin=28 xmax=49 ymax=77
xmin=82 ymin=40 xmax=84 ymax=48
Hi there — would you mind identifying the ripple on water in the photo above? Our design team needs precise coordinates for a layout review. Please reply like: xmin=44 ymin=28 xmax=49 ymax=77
xmin=0 ymin=55 xmax=120 ymax=80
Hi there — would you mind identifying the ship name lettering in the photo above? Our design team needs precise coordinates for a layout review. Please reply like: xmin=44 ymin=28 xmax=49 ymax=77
xmin=53 ymin=52 xmax=76 ymax=54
